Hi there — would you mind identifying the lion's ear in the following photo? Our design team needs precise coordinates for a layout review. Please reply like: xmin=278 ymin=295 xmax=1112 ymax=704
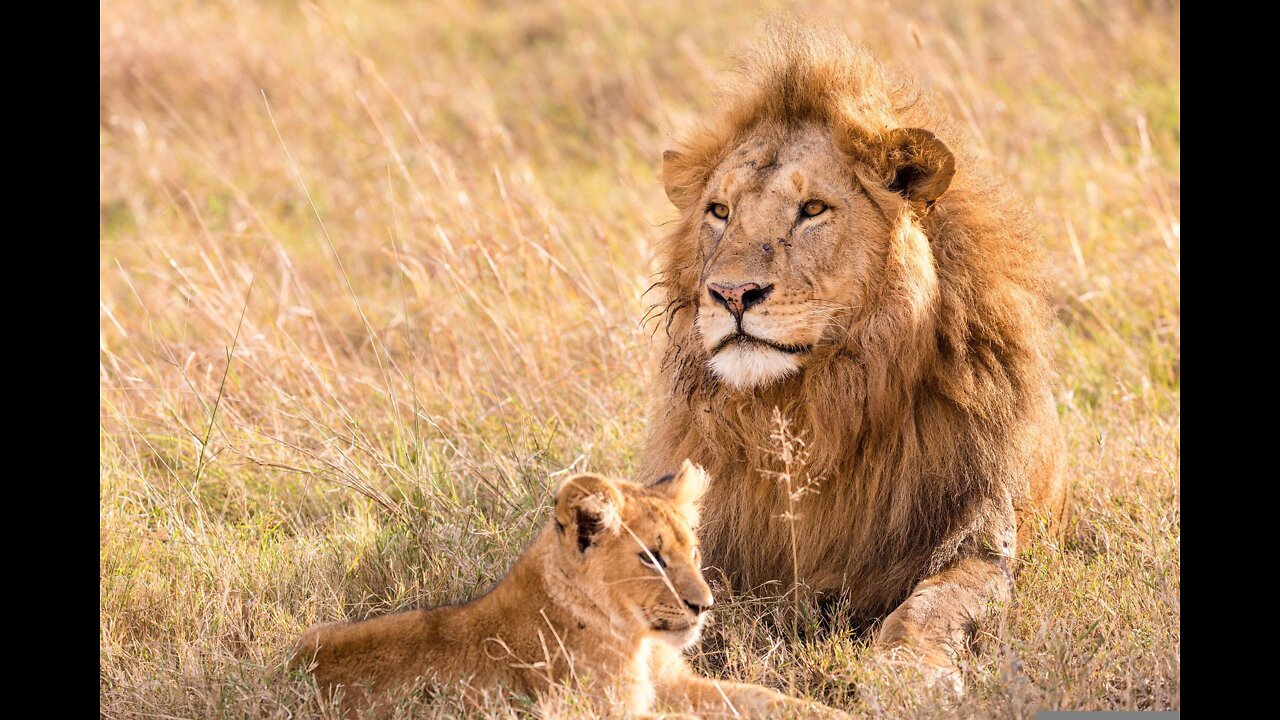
xmin=652 ymin=459 xmax=710 ymax=526
xmin=884 ymin=128 xmax=955 ymax=205
xmin=662 ymin=149 xmax=702 ymax=210
xmin=555 ymin=473 xmax=623 ymax=553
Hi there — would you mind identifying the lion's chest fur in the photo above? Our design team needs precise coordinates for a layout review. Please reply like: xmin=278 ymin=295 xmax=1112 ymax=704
xmin=692 ymin=436 xmax=952 ymax=619
xmin=644 ymin=334 xmax=1064 ymax=627
xmin=645 ymin=348 xmax=1038 ymax=621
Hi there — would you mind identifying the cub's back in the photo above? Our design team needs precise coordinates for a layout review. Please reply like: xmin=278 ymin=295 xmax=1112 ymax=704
xmin=293 ymin=603 xmax=474 ymax=699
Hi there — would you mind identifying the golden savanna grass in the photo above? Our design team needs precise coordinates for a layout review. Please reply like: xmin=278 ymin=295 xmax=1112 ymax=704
xmin=100 ymin=1 xmax=1179 ymax=717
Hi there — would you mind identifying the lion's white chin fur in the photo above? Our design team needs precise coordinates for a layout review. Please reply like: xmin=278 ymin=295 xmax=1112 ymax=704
xmin=708 ymin=345 xmax=800 ymax=390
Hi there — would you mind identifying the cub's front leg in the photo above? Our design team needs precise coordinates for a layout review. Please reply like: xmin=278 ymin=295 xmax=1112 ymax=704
xmin=664 ymin=676 xmax=840 ymax=718
xmin=649 ymin=643 xmax=847 ymax=718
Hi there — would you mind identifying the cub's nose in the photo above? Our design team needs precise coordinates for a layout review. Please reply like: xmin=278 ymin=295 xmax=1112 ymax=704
xmin=707 ymin=282 xmax=772 ymax=319
xmin=683 ymin=597 xmax=714 ymax=616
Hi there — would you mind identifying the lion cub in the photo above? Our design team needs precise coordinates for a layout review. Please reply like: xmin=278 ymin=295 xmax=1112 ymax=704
xmin=293 ymin=461 xmax=840 ymax=717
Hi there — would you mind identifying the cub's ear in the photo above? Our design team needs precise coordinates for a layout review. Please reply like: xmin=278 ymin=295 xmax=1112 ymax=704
xmin=883 ymin=128 xmax=955 ymax=205
xmin=651 ymin=459 xmax=710 ymax=526
xmin=555 ymin=473 xmax=623 ymax=553
xmin=662 ymin=149 xmax=703 ymax=210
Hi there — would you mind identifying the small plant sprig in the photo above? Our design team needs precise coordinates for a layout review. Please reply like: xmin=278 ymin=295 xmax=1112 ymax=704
xmin=761 ymin=407 xmax=822 ymax=634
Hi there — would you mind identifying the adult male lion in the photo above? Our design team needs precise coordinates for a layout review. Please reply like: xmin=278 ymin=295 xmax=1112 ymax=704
xmin=640 ymin=27 xmax=1067 ymax=688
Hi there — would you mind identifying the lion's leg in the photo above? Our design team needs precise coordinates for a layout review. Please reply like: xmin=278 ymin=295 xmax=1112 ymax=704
xmin=874 ymin=554 xmax=1012 ymax=694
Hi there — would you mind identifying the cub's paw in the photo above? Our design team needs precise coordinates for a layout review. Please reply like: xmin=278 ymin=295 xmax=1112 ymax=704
xmin=759 ymin=694 xmax=852 ymax=719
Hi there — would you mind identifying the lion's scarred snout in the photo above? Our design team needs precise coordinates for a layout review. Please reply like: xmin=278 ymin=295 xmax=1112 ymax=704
xmin=707 ymin=281 xmax=772 ymax=319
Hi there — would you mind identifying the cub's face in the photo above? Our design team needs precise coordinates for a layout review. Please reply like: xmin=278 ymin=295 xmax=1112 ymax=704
xmin=553 ymin=461 xmax=714 ymax=648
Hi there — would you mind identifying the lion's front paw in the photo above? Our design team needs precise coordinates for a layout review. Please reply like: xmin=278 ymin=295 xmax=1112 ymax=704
xmin=870 ymin=645 xmax=966 ymax=698
xmin=917 ymin=660 xmax=964 ymax=697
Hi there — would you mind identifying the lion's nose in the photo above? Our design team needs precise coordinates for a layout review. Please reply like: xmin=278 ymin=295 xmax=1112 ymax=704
xmin=707 ymin=282 xmax=773 ymax=318
xmin=683 ymin=597 xmax=713 ymax=615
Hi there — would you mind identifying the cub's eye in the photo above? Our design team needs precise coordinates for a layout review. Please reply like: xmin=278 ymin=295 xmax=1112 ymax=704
xmin=708 ymin=203 xmax=730 ymax=220
xmin=639 ymin=549 xmax=667 ymax=569
xmin=801 ymin=200 xmax=827 ymax=217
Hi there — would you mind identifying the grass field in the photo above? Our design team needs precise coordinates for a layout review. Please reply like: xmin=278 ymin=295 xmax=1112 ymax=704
xmin=100 ymin=1 xmax=1180 ymax=717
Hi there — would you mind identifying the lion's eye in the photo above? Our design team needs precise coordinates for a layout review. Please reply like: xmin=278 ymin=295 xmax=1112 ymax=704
xmin=708 ymin=203 xmax=730 ymax=220
xmin=801 ymin=200 xmax=827 ymax=217
xmin=639 ymin=549 xmax=667 ymax=569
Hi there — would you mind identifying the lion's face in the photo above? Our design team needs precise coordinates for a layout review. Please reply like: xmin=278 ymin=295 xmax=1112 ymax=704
xmin=553 ymin=461 xmax=714 ymax=648
xmin=690 ymin=124 xmax=888 ymax=390
xmin=666 ymin=122 xmax=954 ymax=391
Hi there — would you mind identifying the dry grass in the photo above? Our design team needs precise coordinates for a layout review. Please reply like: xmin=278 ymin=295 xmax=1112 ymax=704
xmin=100 ymin=0 xmax=1179 ymax=717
